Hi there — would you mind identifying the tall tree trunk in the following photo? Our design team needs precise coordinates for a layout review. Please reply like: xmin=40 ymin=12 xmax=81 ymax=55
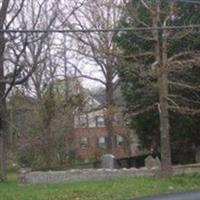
xmin=0 ymin=0 xmax=11 ymax=181
xmin=158 ymin=70 xmax=172 ymax=176
xmin=156 ymin=0 xmax=172 ymax=176
xmin=105 ymin=72 xmax=115 ymax=154
xmin=0 ymin=126 xmax=7 ymax=181
xmin=0 ymin=77 xmax=7 ymax=181
xmin=63 ymin=35 xmax=75 ymax=163
xmin=0 ymin=36 xmax=7 ymax=181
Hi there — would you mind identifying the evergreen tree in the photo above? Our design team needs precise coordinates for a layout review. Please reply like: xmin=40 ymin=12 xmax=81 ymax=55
xmin=115 ymin=0 xmax=200 ymax=166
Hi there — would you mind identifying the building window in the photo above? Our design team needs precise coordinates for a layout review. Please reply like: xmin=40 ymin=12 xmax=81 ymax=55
xmin=116 ymin=135 xmax=124 ymax=146
xmin=96 ymin=116 xmax=105 ymax=127
xmin=80 ymin=137 xmax=89 ymax=148
xmin=113 ymin=114 xmax=121 ymax=124
xmin=79 ymin=114 xmax=88 ymax=127
xmin=98 ymin=136 xmax=106 ymax=148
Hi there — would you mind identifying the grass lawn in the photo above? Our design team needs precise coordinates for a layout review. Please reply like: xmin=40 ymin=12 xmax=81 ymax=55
xmin=1 ymin=174 xmax=200 ymax=200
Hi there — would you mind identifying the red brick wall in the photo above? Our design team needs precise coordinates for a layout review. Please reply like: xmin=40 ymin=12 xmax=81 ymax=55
xmin=74 ymin=126 xmax=131 ymax=160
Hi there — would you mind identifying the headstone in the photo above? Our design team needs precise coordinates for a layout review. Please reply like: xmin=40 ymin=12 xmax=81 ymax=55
xmin=18 ymin=168 xmax=31 ymax=183
xmin=195 ymin=148 xmax=200 ymax=163
xmin=145 ymin=155 xmax=161 ymax=169
xmin=101 ymin=154 xmax=115 ymax=169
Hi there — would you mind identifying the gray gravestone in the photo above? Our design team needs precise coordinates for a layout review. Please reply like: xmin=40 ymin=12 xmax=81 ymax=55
xmin=101 ymin=154 xmax=115 ymax=169
xmin=195 ymin=147 xmax=200 ymax=163
xmin=145 ymin=155 xmax=161 ymax=169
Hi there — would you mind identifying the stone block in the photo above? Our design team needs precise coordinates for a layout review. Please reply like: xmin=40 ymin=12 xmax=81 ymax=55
xmin=101 ymin=154 xmax=115 ymax=169
xmin=145 ymin=155 xmax=161 ymax=169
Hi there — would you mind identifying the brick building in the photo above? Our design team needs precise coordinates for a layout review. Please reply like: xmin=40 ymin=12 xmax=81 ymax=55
xmin=10 ymin=78 xmax=140 ymax=163
xmin=73 ymin=95 xmax=140 ymax=161
xmin=53 ymin=79 xmax=140 ymax=161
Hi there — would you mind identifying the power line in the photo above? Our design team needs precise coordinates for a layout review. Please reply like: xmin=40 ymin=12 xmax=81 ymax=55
xmin=173 ymin=0 xmax=200 ymax=4
xmin=1 ymin=24 xmax=200 ymax=33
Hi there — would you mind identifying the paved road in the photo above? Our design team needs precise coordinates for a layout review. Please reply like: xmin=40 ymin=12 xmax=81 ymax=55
xmin=133 ymin=191 xmax=200 ymax=200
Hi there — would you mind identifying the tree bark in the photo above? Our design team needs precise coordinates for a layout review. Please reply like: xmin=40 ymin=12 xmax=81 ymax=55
xmin=63 ymin=35 xmax=75 ymax=163
xmin=0 ymin=130 xmax=7 ymax=181
xmin=105 ymin=71 xmax=115 ymax=154
xmin=156 ymin=0 xmax=172 ymax=176
xmin=0 ymin=0 xmax=10 ymax=181
xmin=0 ymin=71 xmax=7 ymax=181
xmin=158 ymin=70 xmax=172 ymax=176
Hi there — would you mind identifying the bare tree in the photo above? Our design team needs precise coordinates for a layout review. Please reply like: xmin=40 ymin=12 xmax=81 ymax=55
xmin=0 ymin=0 xmax=26 ymax=181
xmin=64 ymin=0 xmax=125 ymax=153
xmin=0 ymin=0 xmax=60 ymax=180
xmin=119 ymin=0 xmax=200 ymax=176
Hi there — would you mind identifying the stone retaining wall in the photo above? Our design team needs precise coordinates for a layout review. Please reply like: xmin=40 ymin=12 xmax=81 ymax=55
xmin=18 ymin=163 xmax=200 ymax=184
xmin=173 ymin=163 xmax=200 ymax=175
xmin=18 ymin=168 xmax=157 ymax=184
